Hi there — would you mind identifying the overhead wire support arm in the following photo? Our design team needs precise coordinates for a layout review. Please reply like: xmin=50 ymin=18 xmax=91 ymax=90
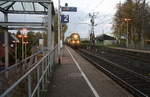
xmin=89 ymin=12 xmax=98 ymax=46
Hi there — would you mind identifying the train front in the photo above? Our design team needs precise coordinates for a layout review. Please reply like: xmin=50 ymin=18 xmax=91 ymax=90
xmin=70 ymin=33 xmax=80 ymax=48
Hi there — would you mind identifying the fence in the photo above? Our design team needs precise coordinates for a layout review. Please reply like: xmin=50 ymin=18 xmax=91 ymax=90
xmin=0 ymin=46 xmax=58 ymax=97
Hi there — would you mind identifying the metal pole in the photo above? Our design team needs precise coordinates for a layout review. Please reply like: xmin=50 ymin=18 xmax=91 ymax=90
xmin=15 ymin=42 xmax=17 ymax=63
xmin=140 ymin=0 xmax=146 ymax=49
xmin=37 ymin=66 xmax=40 ymax=97
xmin=27 ymin=74 xmax=32 ymax=97
xmin=22 ymin=36 xmax=24 ymax=60
xmin=58 ymin=0 xmax=61 ymax=64
xmin=102 ymin=28 xmax=104 ymax=46
xmin=47 ymin=3 xmax=52 ymax=50
xmin=4 ymin=13 xmax=9 ymax=77
xmin=25 ymin=43 xmax=26 ymax=59
xmin=126 ymin=21 xmax=129 ymax=48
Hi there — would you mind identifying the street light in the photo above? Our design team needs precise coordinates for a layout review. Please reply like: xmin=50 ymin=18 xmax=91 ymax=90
xmin=12 ymin=40 xmax=19 ymax=63
xmin=124 ymin=18 xmax=132 ymax=48
xmin=17 ymin=34 xmax=28 ymax=60
xmin=23 ymin=41 xmax=29 ymax=59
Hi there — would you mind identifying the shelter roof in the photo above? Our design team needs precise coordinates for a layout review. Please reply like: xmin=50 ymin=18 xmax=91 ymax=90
xmin=95 ymin=34 xmax=116 ymax=40
xmin=0 ymin=0 xmax=55 ymax=15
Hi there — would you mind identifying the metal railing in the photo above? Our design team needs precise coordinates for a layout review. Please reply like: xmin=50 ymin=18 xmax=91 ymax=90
xmin=0 ymin=49 xmax=47 ymax=93
xmin=0 ymin=46 xmax=58 ymax=97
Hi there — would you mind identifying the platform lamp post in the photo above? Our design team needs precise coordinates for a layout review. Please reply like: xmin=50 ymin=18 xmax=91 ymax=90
xmin=124 ymin=18 xmax=132 ymax=48
xmin=23 ymin=41 xmax=29 ymax=59
xmin=12 ymin=40 xmax=19 ymax=64
xmin=18 ymin=28 xmax=28 ymax=60
xmin=23 ymin=35 xmax=28 ymax=60
xmin=17 ymin=34 xmax=23 ymax=60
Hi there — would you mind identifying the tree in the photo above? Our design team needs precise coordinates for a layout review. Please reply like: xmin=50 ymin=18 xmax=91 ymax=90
xmin=113 ymin=0 xmax=150 ymax=48
xmin=54 ymin=12 xmax=68 ymax=45
xmin=26 ymin=31 xmax=48 ymax=55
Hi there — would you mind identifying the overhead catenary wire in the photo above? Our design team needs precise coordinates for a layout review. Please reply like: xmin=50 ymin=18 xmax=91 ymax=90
xmin=97 ymin=17 xmax=113 ymax=25
xmin=73 ymin=0 xmax=105 ymax=25
xmin=90 ymin=0 xmax=105 ymax=12
xmin=87 ymin=0 xmax=116 ymax=36
xmin=65 ymin=0 xmax=118 ymax=38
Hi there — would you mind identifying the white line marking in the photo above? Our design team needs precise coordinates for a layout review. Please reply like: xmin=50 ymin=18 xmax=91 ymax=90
xmin=66 ymin=47 xmax=100 ymax=97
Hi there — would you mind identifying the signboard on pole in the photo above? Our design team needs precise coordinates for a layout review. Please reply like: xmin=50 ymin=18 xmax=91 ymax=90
xmin=61 ymin=15 xmax=69 ymax=23
xmin=61 ymin=7 xmax=77 ymax=12
xmin=39 ymin=39 xmax=44 ymax=46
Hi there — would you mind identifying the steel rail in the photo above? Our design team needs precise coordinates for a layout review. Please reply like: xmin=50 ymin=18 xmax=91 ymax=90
xmin=77 ymin=49 xmax=149 ymax=97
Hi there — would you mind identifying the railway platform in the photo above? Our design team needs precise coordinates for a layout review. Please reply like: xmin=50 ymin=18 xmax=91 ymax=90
xmin=47 ymin=46 xmax=134 ymax=97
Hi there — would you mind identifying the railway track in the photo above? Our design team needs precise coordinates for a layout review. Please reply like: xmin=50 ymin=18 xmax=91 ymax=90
xmin=87 ymin=48 xmax=150 ymax=78
xmin=77 ymin=49 xmax=150 ymax=97
xmin=96 ymin=47 xmax=150 ymax=63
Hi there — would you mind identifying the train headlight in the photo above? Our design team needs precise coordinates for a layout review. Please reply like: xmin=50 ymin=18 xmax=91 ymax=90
xmin=77 ymin=40 xmax=80 ymax=44
xmin=72 ymin=40 xmax=75 ymax=44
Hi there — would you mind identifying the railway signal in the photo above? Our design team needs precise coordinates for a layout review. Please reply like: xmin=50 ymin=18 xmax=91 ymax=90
xmin=89 ymin=12 xmax=98 ymax=46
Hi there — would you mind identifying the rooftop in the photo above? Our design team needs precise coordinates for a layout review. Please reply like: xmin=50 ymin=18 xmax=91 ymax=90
xmin=95 ymin=34 xmax=116 ymax=40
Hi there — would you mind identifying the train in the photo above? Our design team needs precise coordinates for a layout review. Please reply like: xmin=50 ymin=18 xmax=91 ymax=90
xmin=66 ymin=33 xmax=81 ymax=48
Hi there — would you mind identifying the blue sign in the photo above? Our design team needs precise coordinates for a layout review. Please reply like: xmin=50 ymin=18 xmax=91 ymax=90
xmin=61 ymin=7 xmax=77 ymax=12
xmin=61 ymin=15 xmax=69 ymax=23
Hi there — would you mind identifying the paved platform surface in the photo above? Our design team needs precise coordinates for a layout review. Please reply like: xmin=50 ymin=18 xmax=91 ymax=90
xmin=47 ymin=46 xmax=134 ymax=97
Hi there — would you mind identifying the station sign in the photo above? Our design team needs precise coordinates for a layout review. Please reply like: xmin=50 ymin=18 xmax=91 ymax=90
xmin=61 ymin=7 xmax=77 ymax=12
xmin=61 ymin=15 xmax=69 ymax=23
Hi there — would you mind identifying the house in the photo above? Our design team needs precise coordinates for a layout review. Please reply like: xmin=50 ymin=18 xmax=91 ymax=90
xmin=95 ymin=34 xmax=117 ymax=45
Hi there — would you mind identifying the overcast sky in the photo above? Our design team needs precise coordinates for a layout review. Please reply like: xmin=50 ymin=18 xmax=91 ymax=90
xmin=53 ymin=0 xmax=126 ymax=38
xmin=1 ymin=0 xmax=143 ymax=38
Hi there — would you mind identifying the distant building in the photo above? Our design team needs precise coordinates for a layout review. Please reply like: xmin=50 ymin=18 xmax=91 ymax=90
xmin=95 ymin=34 xmax=117 ymax=45
xmin=80 ymin=37 xmax=90 ymax=41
